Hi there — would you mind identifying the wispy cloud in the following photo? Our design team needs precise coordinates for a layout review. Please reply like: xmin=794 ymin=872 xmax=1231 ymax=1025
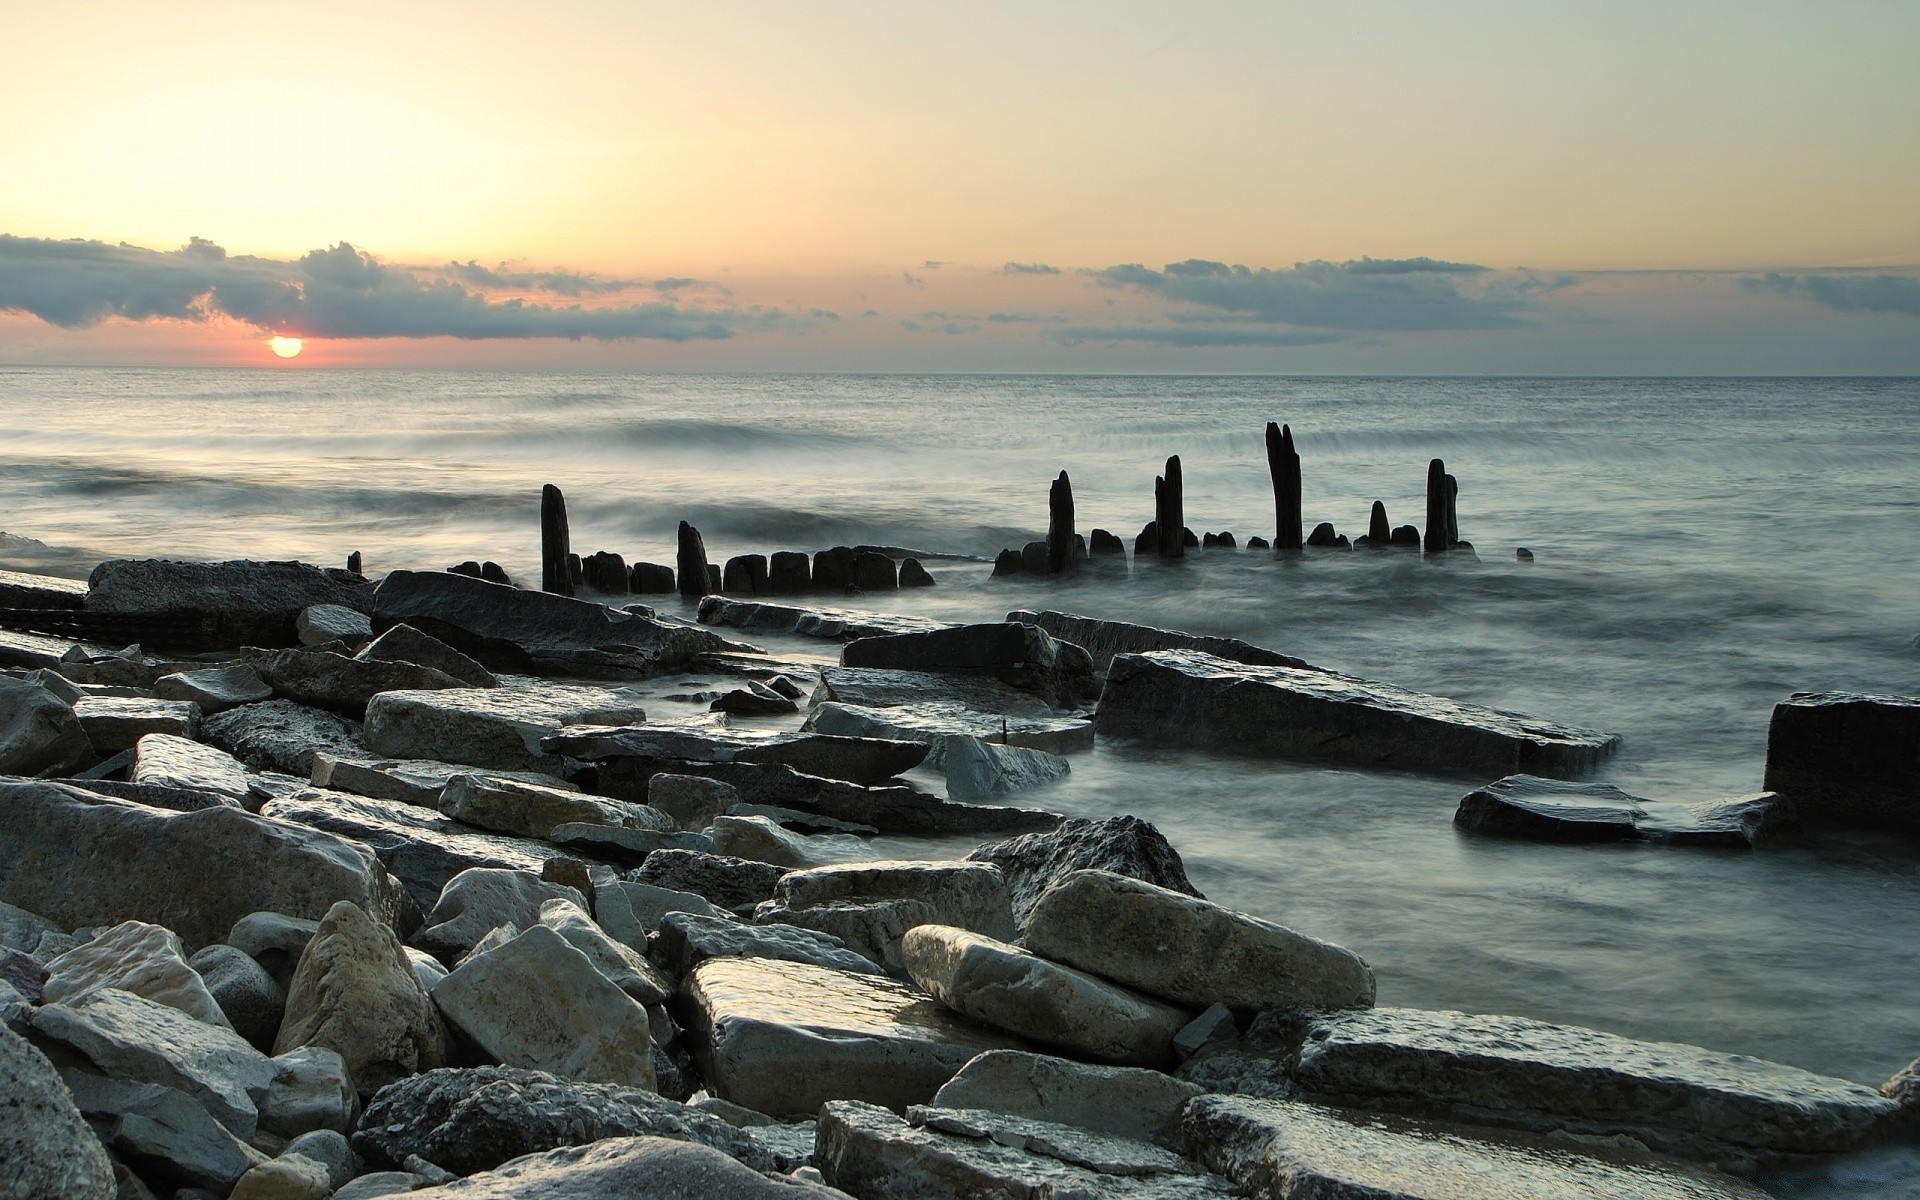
xmin=1002 ymin=261 xmax=1062 ymax=275
xmin=1088 ymin=256 xmax=1535 ymax=331
xmin=1053 ymin=324 xmax=1347 ymax=348
xmin=1751 ymin=271 xmax=1920 ymax=316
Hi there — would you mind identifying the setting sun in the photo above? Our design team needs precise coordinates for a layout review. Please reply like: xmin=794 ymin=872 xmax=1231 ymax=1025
xmin=269 ymin=336 xmax=304 ymax=359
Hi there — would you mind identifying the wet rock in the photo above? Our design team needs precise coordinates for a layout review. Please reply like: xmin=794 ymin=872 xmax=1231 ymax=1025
xmin=1647 ymin=792 xmax=1801 ymax=850
xmin=774 ymin=860 xmax=1016 ymax=941
xmin=275 ymin=901 xmax=447 ymax=1098
xmin=393 ymin=1135 xmax=818 ymax=1199
xmin=430 ymin=924 xmax=656 ymax=1088
xmin=935 ymin=1049 xmax=1202 ymax=1148
xmin=709 ymin=815 xmax=877 ymax=869
xmin=258 ymin=1045 xmax=357 ymax=1138
xmin=202 ymin=699 xmax=366 ymax=776
xmin=634 ymin=850 xmax=787 ymax=915
xmin=370 ymin=569 xmax=723 ymax=679
xmin=553 ymin=725 xmax=929 ymax=788
xmin=682 ymin=957 xmax=1027 ymax=1117
xmin=655 ymin=910 xmax=884 ymax=977
xmin=903 ymin=925 xmax=1189 ymax=1066
xmin=967 ymin=815 xmax=1198 ymax=929
xmin=0 ymin=780 xmax=405 ymax=947
xmin=1027 ymin=870 xmax=1375 ymax=1013
xmin=59 ymin=1062 xmax=266 ymax=1190
xmin=1291 ymin=1006 xmax=1902 ymax=1166
xmin=1456 ymin=775 xmax=1800 ymax=850
xmin=44 ymin=920 xmax=231 ymax=1026
xmin=697 ymin=595 xmax=949 ymax=642
xmin=537 ymin=898 xmax=671 ymax=1004
xmin=814 ymin=665 xmax=1072 ymax=718
xmin=130 ymin=733 xmax=250 ymax=800
xmin=309 ymin=752 xmax=571 ymax=808
xmin=804 ymin=698 xmax=1095 ymax=757
xmin=190 ymin=944 xmax=286 ymax=1052
xmin=364 ymin=681 xmax=647 ymax=773
xmin=0 ymin=1022 xmax=118 ymax=1200
xmin=649 ymin=773 xmax=741 ymax=830
xmin=249 ymin=646 xmax=468 ymax=717
xmin=355 ymin=623 xmax=499 ymax=689
xmin=1096 ymin=650 xmax=1620 ymax=779
xmin=899 ymin=558 xmax=935 ymax=587
xmin=1185 ymin=1093 xmax=1770 ymax=1200
xmin=86 ymin=559 xmax=375 ymax=648
xmin=296 ymin=604 xmax=373 ymax=647
xmin=712 ymin=682 xmax=800 ymax=716
xmin=942 ymin=737 xmax=1069 ymax=800
xmin=411 ymin=868 xmax=587 ymax=963
xmin=1763 ymin=691 xmax=1920 ymax=835
xmin=1007 ymin=609 xmax=1313 ymax=675
xmin=154 ymin=663 xmax=275 ymax=714
xmin=842 ymin=622 xmax=1098 ymax=709
xmin=438 ymin=772 xmax=663 ymax=840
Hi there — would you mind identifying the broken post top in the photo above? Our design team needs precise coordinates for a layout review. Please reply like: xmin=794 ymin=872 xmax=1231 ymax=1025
xmin=1154 ymin=455 xmax=1184 ymax=559
xmin=1046 ymin=470 xmax=1076 ymax=574
xmin=540 ymin=483 xmax=572 ymax=596
xmin=678 ymin=519 xmax=713 ymax=599
xmin=1424 ymin=458 xmax=1449 ymax=555
xmin=1267 ymin=421 xmax=1303 ymax=552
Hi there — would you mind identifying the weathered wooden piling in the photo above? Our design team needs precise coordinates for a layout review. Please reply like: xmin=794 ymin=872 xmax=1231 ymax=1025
xmin=1089 ymin=529 xmax=1124 ymax=556
xmin=1424 ymin=459 xmax=1449 ymax=555
xmin=723 ymin=554 xmax=769 ymax=595
xmin=1369 ymin=502 xmax=1391 ymax=544
xmin=1047 ymin=471 xmax=1076 ymax=573
xmin=768 ymin=552 xmax=811 ymax=594
xmin=584 ymin=551 xmax=628 ymax=594
xmin=630 ymin=562 xmax=675 ymax=593
xmin=1267 ymin=423 xmax=1303 ymax=551
xmin=1154 ymin=456 xmax=1185 ymax=559
xmin=813 ymin=547 xmax=855 ymax=591
xmin=540 ymin=484 xmax=572 ymax=595
xmin=677 ymin=520 xmax=713 ymax=598
xmin=346 ymin=551 xmax=363 ymax=576
xmin=1445 ymin=473 xmax=1461 ymax=546
xmin=854 ymin=552 xmax=898 ymax=591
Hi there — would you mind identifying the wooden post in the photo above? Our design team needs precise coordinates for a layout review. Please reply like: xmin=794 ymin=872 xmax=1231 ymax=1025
xmin=1267 ymin=422 xmax=1303 ymax=550
xmin=1445 ymin=473 xmax=1460 ymax=546
xmin=540 ymin=484 xmax=572 ymax=595
xmin=677 ymin=520 xmax=713 ymax=599
xmin=1155 ymin=455 xmax=1184 ymax=559
xmin=1423 ymin=459 xmax=1448 ymax=555
xmin=1368 ymin=501 xmax=1390 ymax=544
xmin=1047 ymin=471 xmax=1076 ymax=573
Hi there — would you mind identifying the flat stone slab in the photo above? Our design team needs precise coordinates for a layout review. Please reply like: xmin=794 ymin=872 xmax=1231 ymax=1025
xmin=773 ymin=860 xmax=1018 ymax=941
xmin=842 ymin=622 xmax=1098 ymax=708
xmin=543 ymin=723 xmax=928 ymax=785
xmin=815 ymin=666 xmax=1073 ymax=718
xmin=131 ymin=732 xmax=250 ymax=800
xmin=934 ymin=1050 xmax=1202 ymax=1149
xmin=1185 ymin=1094 xmax=1771 ymax=1200
xmin=942 ymin=736 xmax=1070 ymax=801
xmin=439 ymin=772 xmax=664 ymax=840
xmin=310 ymin=752 xmax=576 ymax=807
xmin=1292 ymin=1007 xmax=1902 ymax=1165
xmin=708 ymin=814 xmax=878 ymax=869
xmin=364 ymin=682 xmax=649 ymax=773
xmin=1454 ymin=775 xmax=1796 ymax=849
xmin=249 ymin=647 xmax=468 ymax=717
xmin=202 ymin=699 xmax=366 ymax=776
xmin=697 ymin=596 xmax=951 ymax=641
xmin=72 ymin=696 xmax=200 ymax=754
xmin=654 ymin=909 xmax=885 ymax=977
xmin=804 ymin=698 xmax=1096 ymax=758
xmin=44 ymin=919 xmax=230 ymax=1026
xmin=86 ymin=558 xmax=374 ymax=647
xmin=0 ymin=567 xmax=88 ymax=608
xmin=379 ymin=1136 xmax=824 ymax=1199
xmin=1009 ymin=609 xmax=1316 ymax=675
xmin=1763 ymin=691 xmax=1920 ymax=835
xmin=1095 ymin=650 xmax=1619 ymax=779
xmin=153 ymin=663 xmax=274 ymax=713
xmin=681 ymin=957 xmax=1029 ymax=1117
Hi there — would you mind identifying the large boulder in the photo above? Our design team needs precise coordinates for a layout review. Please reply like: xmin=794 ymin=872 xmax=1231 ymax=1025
xmin=130 ymin=732 xmax=251 ymax=801
xmin=1008 ymin=609 xmax=1314 ymax=675
xmin=370 ymin=570 xmax=724 ymax=679
xmin=0 ymin=674 xmax=93 ymax=776
xmin=750 ymin=898 xmax=938 ymax=974
xmin=1096 ymin=650 xmax=1620 ymax=778
xmin=655 ymin=910 xmax=884 ymax=977
xmin=1025 ymin=870 xmax=1376 ymax=1013
xmin=941 ymin=737 xmax=1070 ymax=801
xmin=841 ymin=622 xmax=1097 ymax=709
xmin=591 ymin=881 xmax=730 ymax=949
xmin=429 ymin=924 xmax=656 ymax=1088
xmin=43 ymin=919 xmax=231 ymax=1026
xmin=248 ymin=647 xmax=469 ymax=717
xmin=635 ymin=850 xmax=787 ymax=915
xmin=1184 ymin=1093 xmax=1770 ymax=1200
xmin=202 ymin=699 xmax=365 ymax=776
xmin=542 ymin=723 xmax=929 ymax=787
xmin=902 ymin=925 xmax=1189 ymax=1066
xmin=411 ymin=868 xmax=586 ymax=963
xmin=814 ymin=666 xmax=1072 ymax=718
xmin=58 ymin=1062 xmax=266 ymax=1190
xmin=85 ymin=558 xmax=375 ymax=648
xmin=0 ymin=780 xmax=407 ymax=947
xmin=1763 ymin=691 xmax=1920 ymax=834
xmin=297 ymin=602 xmax=375 ymax=646
xmin=968 ymin=816 xmax=1197 ymax=929
xmin=681 ymin=957 xmax=1028 ymax=1117
xmin=258 ymin=1045 xmax=357 ymax=1138
xmin=275 ymin=901 xmax=447 ymax=1097
xmin=355 ymin=623 xmax=499 ymax=688
xmin=391 ymin=1135 xmax=826 ymax=1199
xmin=536 ymin=899 xmax=672 ymax=1004
xmin=803 ymin=698 xmax=1095 ymax=758
xmin=365 ymin=683 xmax=648 ymax=773
xmin=0 ymin=1023 xmax=117 ymax=1200
xmin=933 ymin=1050 xmax=1202 ymax=1149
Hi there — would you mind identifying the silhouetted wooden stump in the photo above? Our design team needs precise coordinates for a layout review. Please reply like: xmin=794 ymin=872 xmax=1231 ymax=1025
xmin=541 ymin=484 xmax=573 ymax=595
xmin=992 ymin=549 xmax=1022 ymax=577
xmin=1369 ymin=501 xmax=1391 ymax=544
xmin=1089 ymin=529 xmax=1124 ymax=556
xmin=1424 ymin=458 xmax=1449 ymax=555
xmin=448 ymin=561 xmax=483 ymax=578
xmin=1308 ymin=522 xmax=1343 ymax=547
xmin=724 ymin=554 xmax=769 ymax=594
xmin=480 ymin=562 xmax=511 ymax=586
xmin=900 ymin=558 xmax=935 ymax=587
xmin=1134 ymin=521 xmax=1158 ymax=557
xmin=813 ymin=546 xmax=855 ymax=591
xmin=1047 ymin=471 xmax=1076 ymax=573
xmin=1020 ymin=540 xmax=1050 ymax=575
xmin=630 ymin=562 xmax=675 ymax=593
xmin=1155 ymin=456 xmax=1184 ymax=559
xmin=1445 ymin=473 xmax=1461 ymax=546
xmin=1182 ymin=527 xmax=1199 ymax=549
xmin=1267 ymin=422 xmax=1303 ymax=551
xmin=1247 ymin=535 xmax=1271 ymax=550
xmin=1390 ymin=524 xmax=1421 ymax=548
xmin=678 ymin=520 xmax=714 ymax=599
xmin=768 ymin=551 xmax=811 ymax=593
xmin=584 ymin=551 xmax=629 ymax=594
xmin=346 ymin=551 xmax=363 ymax=576
xmin=854 ymin=552 xmax=898 ymax=591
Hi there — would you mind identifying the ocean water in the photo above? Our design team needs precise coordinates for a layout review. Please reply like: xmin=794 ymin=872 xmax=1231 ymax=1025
xmin=3 ymin=368 xmax=1918 ymax=1186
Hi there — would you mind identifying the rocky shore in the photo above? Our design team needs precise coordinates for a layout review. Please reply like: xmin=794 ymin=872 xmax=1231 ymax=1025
xmin=1 ymin=554 xmax=1915 ymax=1199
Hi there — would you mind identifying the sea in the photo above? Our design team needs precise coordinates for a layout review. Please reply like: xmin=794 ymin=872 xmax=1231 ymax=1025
xmin=2 ymin=369 xmax=1917 ymax=1193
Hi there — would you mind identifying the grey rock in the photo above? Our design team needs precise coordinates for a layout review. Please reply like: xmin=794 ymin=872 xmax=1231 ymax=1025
xmin=1641 ymin=791 xmax=1799 ymax=849
xmin=202 ymin=699 xmax=366 ymax=776
xmin=842 ymin=622 xmax=1098 ymax=709
xmin=330 ymin=1172 xmax=425 ymax=1200
xmin=129 ymin=732 xmax=250 ymax=800
xmin=712 ymin=684 xmax=798 ymax=716
xmin=752 ymin=899 xmax=937 ymax=974
xmin=153 ymin=663 xmax=276 ymax=714
xmin=392 ymin=1135 xmax=825 ymax=1199
xmin=309 ymin=752 xmax=572 ymax=808
xmin=439 ymin=772 xmax=664 ymax=839
xmin=364 ymin=682 xmax=648 ymax=773
xmin=58 ymin=776 xmax=241 ymax=814
xmin=941 ymin=736 xmax=1069 ymax=800
xmin=697 ymin=595 xmax=950 ymax=641
xmin=655 ymin=910 xmax=885 ymax=977
xmin=229 ymin=1152 xmax=332 ymax=1200
xmin=296 ymin=604 xmax=373 ymax=647
xmin=0 ymin=1023 xmax=117 ymax=1200
xmin=910 ymin=1106 xmax=1201 ymax=1177
xmin=0 ymin=898 xmax=62 ymax=953
xmin=592 ymin=881 xmax=730 ymax=949
xmin=1097 ymin=650 xmax=1620 ymax=778
xmin=280 ymin=1130 xmax=354 ymax=1189
xmin=933 ymin=1049 xmax=1202 ymax=1149
xmin=545 ymin=724 xmax=929 ymax=787
xmin=250 ymin=646 xmax=468 ymax=718
xmin=1456 ymin=775 xmax=1800 ymax=850
xmin=355 ymin=623 xmax=499 ymax=688
xmin=1763 ymin=691 xmax=1920 ymax=834
xmin=774 ymin=860 xmax=1017 ymax=942
xmin=968 ymin=816 xmax=1198 ymax=929
xmin=0 ymin=674 xmax=95 ymax=775
xmin=1008 ymin=609 xmax=1314 ymax=675
xmin=0 ymin=780 xmax=406 ymax=947
xmin=813 ymin=666 xmax=1072 ymax=718
xmin=803 ymin=698 xmax=1096 ymax=759
xmin=634 ymin=850 xmax=787 ymax=915
xmin=648 ymin=773 xmax=741 ymax=831
xmin=275 ymin=901 xmax=447 ymax=1098
xmin=681 ymin=957 xmax=1028 ymax=1118
xmin=1173 ymin=1003 xmax=1238 ymax=1061
xmin=86 ymin=559 xmax=374 ymax=648
xmin=0 ymin=566 xmax=88 ymax=609
xmin=537 ymin=898 xmax=672 ymax=1004
xmin=903 ymin=925 xmax=1189 ymax=1066
xmin=411 ymin=868 xmax=586 ymax=963
xmin=709 ymin=815 xmax=878 ymax=869
xmin=258 ymin=1045 xmax=358 ymax=1138
xmin=546 ymin=823 xmax=712 ymax=865
xmin=59 ymin=1063 xmax=265 ymax=1190
xmin=43 ymin=919 xmax=231 ymax=1027
xmin=1026 ymin=870 xmax=1375 ymax=1013
xmin=190 ymin=944 xmax=286 ymax=1052
xmin=227 ymin=914 xmax=321 ymax=985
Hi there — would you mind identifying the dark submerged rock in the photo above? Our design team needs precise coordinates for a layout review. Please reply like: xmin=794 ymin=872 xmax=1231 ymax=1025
xmin=1007 ymin=608 xmax=1312 ymax=675
xmin=898 ymin=557 xmax=935 ymax=587
xmin=841 ymin=622 xmax=1098 ymax=708
xmin=1762 ymin=691 xmax=1920 ymax=835
xmin=85 ymin=558 xmax=375 ymax=649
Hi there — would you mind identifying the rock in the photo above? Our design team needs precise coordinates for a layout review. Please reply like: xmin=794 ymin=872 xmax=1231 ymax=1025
xmin=712 ymin=683 xmax=798 ymax=716
xmin=86 ymin=559 xmax=375 ymax=648
xmin=1184 ymin=1093 xmax=1770 ymax=1200
xmin=1028 ymin=870 xmax=1376 ymax=1013
xmin=59 ymin=775 xmax=243 ymax=814
xmin=967 ymin=816 xmax=1197 ymax=929
xmin=804 ymin=699 xmax=1094 ymax=758
xmin=1640 ymin=792 xmax=1799 ymax=849
xmin=1008 ymin=610 xmax=1312 ymax=676
xmin=941 ymin=737 xmax=1070 ymax=800
xmin=682 ymin=957 xmax=1027 ymax=1117
xmin=903 ymin=926 xmax=1189 ymax=1066
xmin=331 ymin=1173 xmax=424 ymax=1200
xmin=634 ymin=850 xmax=787 ymax=915
xmin=275 ymin=901 xmax=447 ymax=1098
xmin=129 ymin=733 xmax=250 ymax=800
xmin=1456 ymin=776 xmax=1800 ymax=850
xmin=817 ymin=1100 xmax=1233 ymax=1198
xmin=0 ymin=780 xmax=405 ymax=947
xmin=153 ymin=663 xmax=275 ymax=713
xmin=1391 ymin=523 xmax=1421 ymax=547
xmin=547 ymin=722 xmax=929 ymax=787
xmin=249 ymin=646 xmax=468 ymax=717
xmin=296 ymin=604 xmax=373 ymax=647
xmin=190 ymin=944 xmax=286 ymax=1051
xmin=355 ymin=623 xmax=499 ymax=688
xmin=439 ymin=772 xmax=663 ymax=840
xmin=649 ymin=773 xmax=741 ymax=830
xmin=309 ymin=752 xmax=571 ymax=808
xmin=229 ymin=1153 xmax=332 ymax=1200
xmin=0 ymin=1023 xmax=117 ymax=1200
xmin=934 ymin=1049 xmax=1202 ymax=1149
xmin=1292 ymin=1006 xmax=1902 ymax=1166
xmin=202 ymin=700 xmax=365 ymax=776
xmin=44 ymin=920 xmax=231 ymax=1026
xmin=393 ymin=1135 xmax=819 ymax=1199
xmin=351 ymin=1066 xmax=778 ymax=1176
xmin=281 ymin=1129 xmax=354 ymax=1188
xmin=1096 ymin=650 xmax=1620 ymax=779
xmin=0 ymin=567 xmax=88 ymax=609
xmin=411 ymin=869 xmax=586 ymax=963
xmin=842 ymin=623 xmax=1097 ymax=709
xmin=656 ymin=910 xmax=884 ymax=977
xmin=258 ymin=1045 xmax=357 ymax=1138
xmin=430 ymin=924 xmax=655 ymax=1088
xmin=813 ymin=665 xmax=1073 ymax=718
xmin=0 ymin=677 xmax=99 ymax=775
xmin=228 ymin=914 xmax=322 ymax=985
xmin=364 ymin=682 xmax=648 ymax=773
xmin=31 ymin=986 xmax=277 ymax=1137
xmin=545 ymin=823 xmax=712 ymax=865
xmin=750 ymin=899 xmax=936 ymax=974
xmin=0 ymin=899 xmax=61 ymax=953
xmin=592 ymin=881 xmax=730 ymax=948
xmin=899 ymin=559 xmax=935 ymax=587
xmin=1174 ymin=1003 xmax=1238 ymax=1060
xmin=1762 ymin=691 xmax=1920 ymax=835
xmin=59 ymin=1062 xmax=266 ymax=1190
xmin=773 ymin=860 xmax=1016 ymax=941
xmin=537 ymin=899 xmax=672 ymax=1004
xmin=370 ymin=569 xmax=722 ymax=679
xmin=709 ymin=815 xmax=877 ymax=869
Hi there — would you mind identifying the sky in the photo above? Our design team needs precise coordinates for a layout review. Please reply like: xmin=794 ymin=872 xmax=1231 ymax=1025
xmin=1 ymin=0 xmax=1916 ymax=372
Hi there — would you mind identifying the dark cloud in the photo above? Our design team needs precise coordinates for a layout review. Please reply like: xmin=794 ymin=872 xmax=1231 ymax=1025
xmin=1002 ymin=261 xmax=1062 ymax=275
xmin=0 ymin=235 xmax=747 ymax=341
xmin=1053 ymin=324 xmax=1347 ymax=348
xmin=1752 ymin=271 xmax=1920 ymax=316
xmin=987 ymin=311 xmax=1062 ymax=324
xmin=1088 ymin=256 xmax=1532 ymax=331
xmin=902 ymin=272 xmax=925 ymax=288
